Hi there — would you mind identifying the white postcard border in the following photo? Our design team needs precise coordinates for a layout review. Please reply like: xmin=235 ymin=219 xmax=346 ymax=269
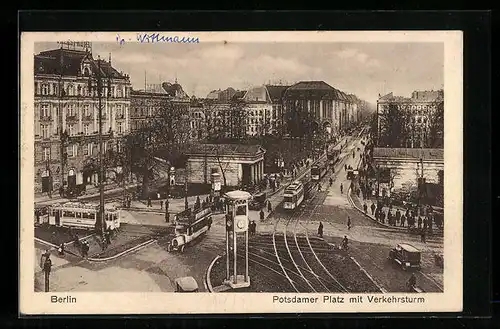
xmin=20 ymin=31 xmax=463 ymax=314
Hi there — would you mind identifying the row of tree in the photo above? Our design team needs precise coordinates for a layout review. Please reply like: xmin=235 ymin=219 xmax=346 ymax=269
xmin=375 ymin=100 xmax=444 ymax=149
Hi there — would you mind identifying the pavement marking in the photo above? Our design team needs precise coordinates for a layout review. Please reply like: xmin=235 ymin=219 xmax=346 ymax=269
xmin=350 ymin=256 xmax=387 ymax=293
xmin=35 ymin=237 xmax=58 ymax=249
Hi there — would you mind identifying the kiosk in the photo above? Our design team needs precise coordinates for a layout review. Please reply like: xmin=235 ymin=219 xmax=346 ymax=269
xmin=223 ymin=190 xmax=252 ymax=289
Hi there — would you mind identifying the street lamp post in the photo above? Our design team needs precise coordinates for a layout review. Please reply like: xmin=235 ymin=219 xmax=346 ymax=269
xmin=88 ymin=56 xmax=111 ymax=237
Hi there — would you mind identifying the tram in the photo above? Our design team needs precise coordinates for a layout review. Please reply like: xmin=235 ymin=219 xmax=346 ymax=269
xmin=283 ymin=181 xmax=305 ymax=210
xmin=311 ymin=160 xmax=328 ymax=182
xmin=168 ymin=206 xmax=213 ymax=253
xmin=327 ymin=144 xmax=342 ymax=166
xmin=45 ymin=201 xmax=121 ymax=230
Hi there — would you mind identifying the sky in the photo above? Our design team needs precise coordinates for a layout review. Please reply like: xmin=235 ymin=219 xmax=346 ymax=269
xmin=34 ymin=41 xmax=443 ymax=105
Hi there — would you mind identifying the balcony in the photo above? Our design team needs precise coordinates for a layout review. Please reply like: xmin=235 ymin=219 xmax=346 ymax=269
xmin=39 ymin=116 xmax=52 ymax=122
xmin=66 ymin=115 xmax=78 ymax=122
xmin=83 ymin=115 xmax=94 ymax=121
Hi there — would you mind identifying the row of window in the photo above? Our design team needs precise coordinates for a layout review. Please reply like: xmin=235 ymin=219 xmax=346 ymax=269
xmin=35 ymin=82 xmax=130 ymax=98
xmin=38 ymin=103 xmax=127 ymax=118
xmin=38 ymin=122 xmax=125 ymax=139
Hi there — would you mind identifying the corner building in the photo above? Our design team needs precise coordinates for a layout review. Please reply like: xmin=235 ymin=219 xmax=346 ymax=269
xmin=34 ymin=46 xmax=131 ymax=194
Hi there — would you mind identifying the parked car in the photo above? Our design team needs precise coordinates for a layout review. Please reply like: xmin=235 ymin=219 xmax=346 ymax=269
xmin=174 ymin=276 xmax=199 ymax=292
xmin=388 ymin=243 xmax=421 ymax=271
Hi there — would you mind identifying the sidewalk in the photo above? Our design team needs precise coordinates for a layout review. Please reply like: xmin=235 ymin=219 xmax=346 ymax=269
xmin=348 ymin=180 xmax=443 ymax=236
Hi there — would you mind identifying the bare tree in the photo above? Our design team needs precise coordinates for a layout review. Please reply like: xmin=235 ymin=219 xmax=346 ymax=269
xmin=426 ymin=100 xmax=444 ymax=148
xmin=125 ymin=99 xmax=190 ymax=199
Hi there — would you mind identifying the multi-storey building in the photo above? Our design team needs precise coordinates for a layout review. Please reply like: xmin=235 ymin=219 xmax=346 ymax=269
xmin=376 ymin=90 xmax=444 ymax=148
xmin=282 ymin=81 xmax=360 ymax=139
xmin=130 ymin=90 xmax=170 ymax=132
xmin=34 ymin=44 xmax=131 ymax=194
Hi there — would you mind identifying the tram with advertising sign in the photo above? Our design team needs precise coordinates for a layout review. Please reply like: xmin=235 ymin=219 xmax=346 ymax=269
xmin=167 ymin=206 xmax=213 ymax=253
xmin=311 ymin=160 xmax=328 ymax=182
xmin=45 ymin=201 xmax=121 ymax=230
xmin=283 ymin=181 xmax=305 ymax=210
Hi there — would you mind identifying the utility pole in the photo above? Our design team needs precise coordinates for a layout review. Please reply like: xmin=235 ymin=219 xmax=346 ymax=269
xmin=88 ymin=55 xmax=110 ymax=237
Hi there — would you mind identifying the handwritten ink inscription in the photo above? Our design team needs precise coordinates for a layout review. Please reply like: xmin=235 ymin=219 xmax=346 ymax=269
xmin=116 ymin=33 xmax=200 ymax=45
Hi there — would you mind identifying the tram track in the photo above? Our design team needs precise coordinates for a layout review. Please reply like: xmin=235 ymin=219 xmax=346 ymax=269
xmin=290 ymin=135 xmax=362 ymax=293
xmin=269 ymin=139 xmax=357 ymax=293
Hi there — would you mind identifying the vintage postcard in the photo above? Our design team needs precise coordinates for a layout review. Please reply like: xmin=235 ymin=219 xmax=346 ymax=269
xmin=20 ymin=31 xmax=463 ymax=314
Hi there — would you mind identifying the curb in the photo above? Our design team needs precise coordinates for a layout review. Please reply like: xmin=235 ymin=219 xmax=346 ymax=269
xmin=34 ymin=237 xmax=81 ymax=257
xmin=347 ymin=187 xmax=408 ymax=232
xmin=350 ymin=256 xmax=387 ymax=293
xmin=87 ymin=239 xmax=156 ymax=262
xmin=205 ymin=255 xmax=221 ymax=293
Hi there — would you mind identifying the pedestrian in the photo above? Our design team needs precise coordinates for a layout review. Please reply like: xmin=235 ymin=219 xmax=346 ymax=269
xmin=105 ymin=231 xmax=111 ymax=245
xmin=342 ymin=235 xmax=349 ymax=250
xmin=329 ymin=177 xmax=333 ymax=186
xmin=420 ymin=230 xmax=426 ymax=243
xmin=407 ymin=273 xmax=417 ymax=292
xmin=345 ymin=164 xmax=347 ymax=171
xmin=267 ymin=200 xmax=272 ymax=212
xmin=356 ymin=189 xmax=360 ymax=198
xmin=400 ymin=214 xmax=406 ymax=227
xmin=371 ymin=203 xmax=376 ymax=215
xmin=160 ymin=200 xmax=163 ymax=210
xmin=147 ymin=197 xmax=152 ymax=207
xmin=43 ymin=254 xmax=52 ymax=292
xmin=347 ymin=216 xmax=351 ymax=230
xmin=58 ymin=243 xmax=65 ymax=256
xmin=363 ymin=203 xmax=368 ymax=214
xmin=380 ymin=210 xmax=386 ymax=224
xmin=418 ymin=216 xmax=422 ymax=229
xmin=387 ymin=211 xmax=393 ymax=225
xmin=396 ymin=209 xmax=401 ymax=225
xmin=340 ymin=183 xmax=343 ymax=194
xmin=259 ymin=209 xmax=265 ymax=221
xmin=252 ymin=220 xmax=257 ymax=236
xmin=318 ymin=222 xmax=324 ymax=238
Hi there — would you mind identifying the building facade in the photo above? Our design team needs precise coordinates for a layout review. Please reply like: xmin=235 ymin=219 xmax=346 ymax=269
xmin=34 ymin=45 xmax=131 ymax=194
xmin=184 ymin=144 xmax=266 ymax=187
xmin=129 ymin=90 xmax=170 ymax=132
xmin=282 ymin=81 xmax=360 ymax=139
xmin=371 ymin=147 xmax=443 ymax=204
xmin=376 ymin=90 xmax=444 ymax=148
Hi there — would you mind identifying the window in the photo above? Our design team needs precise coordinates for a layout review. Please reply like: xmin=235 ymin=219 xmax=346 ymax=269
xmin=117 ymin=86 xmax=123 ymax=98
xmin=67 ymin=145 xmax=77 ymax=157
xmin=88 ymin=143 xmax=93 ymax=155
xmin=77 ymin=85 xmax=82 ymax=96
xmin=83 ymin=123 xmax=90 ymax=135
xmin=67 ymin=104 xmax=76 ymax=117
xmin=43 ymin=147 xmax=51 ymax=161
xmin=68 ymin=85 xmax=74 ymax=96
xmin=68 ymin=124 xmax=76 ymax=136
xmin=117 ymin=122 xmax=123 ymax=134
xmin=41 ymin=84 xmax=49 ymax=95
xmin=84 ymin=104 xmax=91 ymax=117
xmin=35 ymin=82 xmax=40 ymax=95
xmin=40 ymin=124 xmax=49 ymax=139
xmin=40 ymin=104 xmax=50 ymax=118
xmin=116 ymin=105 xmax=123 ymax=118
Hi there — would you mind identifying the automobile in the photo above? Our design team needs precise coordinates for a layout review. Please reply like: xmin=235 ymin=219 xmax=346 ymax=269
xmin=388 ymin=243 xmax=422 ymax=271
xmin=174 ymin=276 xmax=199 ymax=292
xmin=249 ymin=192 xmax=267 ymax=210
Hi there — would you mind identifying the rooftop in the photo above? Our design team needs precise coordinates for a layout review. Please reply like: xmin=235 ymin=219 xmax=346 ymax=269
xmin=35 ymin=48 xmax=128 ymax=79
xmin=183 ymin=143 xmax=267 ymax=156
